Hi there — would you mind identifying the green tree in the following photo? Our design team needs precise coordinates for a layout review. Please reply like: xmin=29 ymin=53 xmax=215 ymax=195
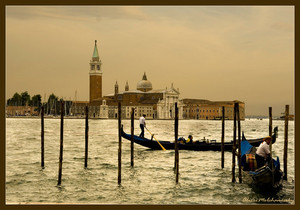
xmin=8 ymin=92 xmax=22 ymax=106
xmin=31 ymin=94 xmax=42 ymax=107
xmin=21 ymin=91 xmax=31 ymax=106
xmin=47 ymin=93 xmax=59 ymax=115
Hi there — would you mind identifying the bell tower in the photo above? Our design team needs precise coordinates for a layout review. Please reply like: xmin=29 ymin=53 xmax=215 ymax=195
xmin=125 ymin=81 xmax=129 ymax=91
xmin=115 ymin=81 xmax=119 ymax=95
xmin=89 ymin=40 xmax=102 ymax=103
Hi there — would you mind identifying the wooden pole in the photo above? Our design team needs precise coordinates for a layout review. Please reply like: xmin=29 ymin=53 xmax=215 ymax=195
xmin=232 ymin=103 xmax=237 ymax=183
xmin=269 ymin=107 xmax=273 ymax=158
xmin=269 ymin=107 xmax=273 ymax=137
xmin=283 ymin=105 xmax=289 ymax=180
xmin=131 ymin=108 xmax=134 ymax=167
xmin=269 ymin=107 xmax=274 ymax=185
xmin=174 ymin=102 xmax=179 ymax=183
xmin=237 ymin=103 xmax=242 ymax=183
xmin=57 ymin=101 xmax=64 ymax=186
xmin=118 ymin=102 xmax=122 ymax=185
xmin=85 ymin=106 xmax=89 ymax=168
xmin=221 ymin=106 xmax=225 ymax=169
xmin=41 ymin=104 xmax=45 ymax=169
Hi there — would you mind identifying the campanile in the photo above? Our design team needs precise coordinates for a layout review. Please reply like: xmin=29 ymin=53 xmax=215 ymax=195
xmin=89 ymin=40 xmax=103 ymax=103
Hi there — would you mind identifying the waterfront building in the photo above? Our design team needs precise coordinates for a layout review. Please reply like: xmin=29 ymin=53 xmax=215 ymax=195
xmin=182 ymin=99 xmax=245 ymax=120
xmin=6 ymin=105 xmax=39 ymax=116
xmin=70 ymin=40 xmax=245 ymax=120
xmin=156 ymin=84 xmax=183 ymax=119
xmin=103 ymin=73 xmax=183 ymax=119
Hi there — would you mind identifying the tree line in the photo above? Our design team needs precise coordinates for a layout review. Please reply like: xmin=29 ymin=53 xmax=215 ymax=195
xmin=7 ymin=91 xmax=43 ymax=107
xmin=6 ymin=92 xmax=65 ymax=115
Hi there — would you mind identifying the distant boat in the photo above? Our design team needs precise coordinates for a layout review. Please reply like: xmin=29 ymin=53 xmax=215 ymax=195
xmin=279 ymin=114 xmax=294 ymax=121
xmin=241 ymin=134 xmax=283 ymax=190
xmin=121 ymin=125 xmax=278 ymax=151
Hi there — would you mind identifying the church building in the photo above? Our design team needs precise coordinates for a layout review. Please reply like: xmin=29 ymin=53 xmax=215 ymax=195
xmin=103 ymin=73 xmax=184 ymax=119
xmin=71 ymin=40 xmax=108 ymax=118
xmin=71 ymin=40 xmax=245 ymax=120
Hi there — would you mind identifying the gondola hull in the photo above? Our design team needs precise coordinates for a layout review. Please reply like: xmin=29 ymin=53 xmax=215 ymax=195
xmin=121 ymin=126 xmax=278 ymax=151
xmin=241 ymin=136 xmax=283 ymax=190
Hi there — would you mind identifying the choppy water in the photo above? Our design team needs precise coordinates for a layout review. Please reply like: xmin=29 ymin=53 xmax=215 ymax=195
xmin=6 ymin=118 xmax=294 ymax=204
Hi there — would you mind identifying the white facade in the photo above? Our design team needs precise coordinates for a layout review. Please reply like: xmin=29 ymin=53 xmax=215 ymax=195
xmin=157 ymin=85 xmax=183 ymax=119
xmin=99 ymin=100 xmax=108 ymax=118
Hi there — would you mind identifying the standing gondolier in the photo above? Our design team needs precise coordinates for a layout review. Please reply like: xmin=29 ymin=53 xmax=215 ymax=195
xmin=139 ymin=114 xmax=146 ymax=138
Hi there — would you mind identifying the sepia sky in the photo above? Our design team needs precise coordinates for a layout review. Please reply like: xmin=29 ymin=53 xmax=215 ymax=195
xmin=6 ymin=6 xmax=294 ymax=116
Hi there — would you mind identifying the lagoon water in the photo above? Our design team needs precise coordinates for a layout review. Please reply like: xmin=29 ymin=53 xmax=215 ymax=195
xmin=6 ymin=118 xmax=295 ymax=204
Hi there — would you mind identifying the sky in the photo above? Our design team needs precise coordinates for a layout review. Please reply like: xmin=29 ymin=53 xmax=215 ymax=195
xmin=6 ymin=6 xmax=294 ymax=116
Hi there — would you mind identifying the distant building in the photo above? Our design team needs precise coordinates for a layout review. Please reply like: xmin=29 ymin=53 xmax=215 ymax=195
xmin=6 ymin=105 xmax=39 ymax=116
xmin=182 ymin=99 xmax=245 ymax=120
xmin=103 ymin=73 xmax=184 ymax=119
xmin=70 ymin=101 xmax=89 ymax=117
xmin=70 ymin=40 xmax=245 ymax=120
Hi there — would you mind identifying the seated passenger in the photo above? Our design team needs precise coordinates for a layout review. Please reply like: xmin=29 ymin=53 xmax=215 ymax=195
xmin=186 ymin=135 xmax=193 ymax=144
xmin=178 ymin=137 xmax=185 ymax=144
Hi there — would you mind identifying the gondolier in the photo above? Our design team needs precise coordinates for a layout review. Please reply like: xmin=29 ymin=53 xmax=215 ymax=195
xmin=139 ymin=114 xmax=146 ymax=138
xmin=255 ymin=136 xmax=272 ymax=168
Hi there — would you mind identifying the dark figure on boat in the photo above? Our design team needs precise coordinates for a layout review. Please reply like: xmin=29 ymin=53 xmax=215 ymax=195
xmin=139 ymin=114 xmax=146 ymax=138
xmin=186 ymin=135 xmax=193 ymax=144
xmin=178 ymin=135 xmax=193 ymax=144
xmin=255 ymin=136 xmax=272 ymax=168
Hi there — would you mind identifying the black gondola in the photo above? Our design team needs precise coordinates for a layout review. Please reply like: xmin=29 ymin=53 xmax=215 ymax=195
xmin=121 ymin=126 xmax=278 ymax=151
xmin=241 ymin=134 xmax=283 ymax=190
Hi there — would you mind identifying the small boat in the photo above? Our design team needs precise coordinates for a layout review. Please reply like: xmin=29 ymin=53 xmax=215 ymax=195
xmin=121 ymin=125 xmax=278 ymax=151
xmin=241 ymin=134 xmax=283 ymax=190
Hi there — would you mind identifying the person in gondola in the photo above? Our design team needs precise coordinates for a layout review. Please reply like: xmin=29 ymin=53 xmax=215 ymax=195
xmin=255 ymin=136 xmax=272 ymax=168
xmin=178 ymin=137 xmax=185 ymax=144
xmin=139 ymin=114 xmax=146 ymax=138
xmin=186 ymin=135 xmax=193 ymax=144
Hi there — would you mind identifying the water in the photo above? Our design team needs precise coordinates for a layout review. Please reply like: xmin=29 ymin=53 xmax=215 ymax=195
xmin=6 ymin=118 xmax=295 ymax=204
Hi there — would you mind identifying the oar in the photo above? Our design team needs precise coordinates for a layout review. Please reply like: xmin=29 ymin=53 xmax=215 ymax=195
xmin=145 ymin=127 xmax=166 ymax=151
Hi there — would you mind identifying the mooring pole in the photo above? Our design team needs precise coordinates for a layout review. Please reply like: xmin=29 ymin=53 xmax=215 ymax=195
xmin=221 ymin=106 xmax=225 ymax=169
xmin=174 ymin=102 xmax=179 ymax=183
xmin=85 ymin=105 xmax=89 ymax=169
xmin=283 ymin=105 xmax=289 ymax=180
xmin=269 ymin=107 xmax=274 ymax=185
xmin=118 ymin=102 xmax=122 ymax=185
xmin=269 ymin=107 xmax=273 ymax=158
xmin=232 ymin=103 xmax=237 ymax=183
xmin=57 ymin=101 xmax=64 ymax=186
xmin=41 ymin=104 xmax=45 ymax=169
xmin=131 ymin=107 xmax=134 ymax=167
xmin=237 ymin=103 xmax=242 ymax=183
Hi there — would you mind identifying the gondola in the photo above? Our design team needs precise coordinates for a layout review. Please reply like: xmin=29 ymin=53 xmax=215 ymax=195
xmin=120 ymin=125 xmax=278 ymax=151
xmin=241 ymin=134 xmax=283 ymax=190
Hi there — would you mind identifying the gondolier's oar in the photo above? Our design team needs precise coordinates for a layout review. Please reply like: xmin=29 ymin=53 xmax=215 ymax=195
xmin=145 ymin=127 xmax=166 ymax=151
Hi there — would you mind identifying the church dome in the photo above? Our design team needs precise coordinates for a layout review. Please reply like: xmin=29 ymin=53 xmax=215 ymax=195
xmin=137 ymin=72 xmax=152 ymax=92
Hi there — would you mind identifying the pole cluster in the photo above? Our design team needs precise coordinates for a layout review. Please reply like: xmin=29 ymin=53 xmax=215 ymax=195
xmin=39 ymin=100 xmax=290 ymax=187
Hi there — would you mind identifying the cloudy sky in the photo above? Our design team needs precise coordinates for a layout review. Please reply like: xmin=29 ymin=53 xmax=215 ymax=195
xmin=6 ymin=6 xmax=294 ymax=116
